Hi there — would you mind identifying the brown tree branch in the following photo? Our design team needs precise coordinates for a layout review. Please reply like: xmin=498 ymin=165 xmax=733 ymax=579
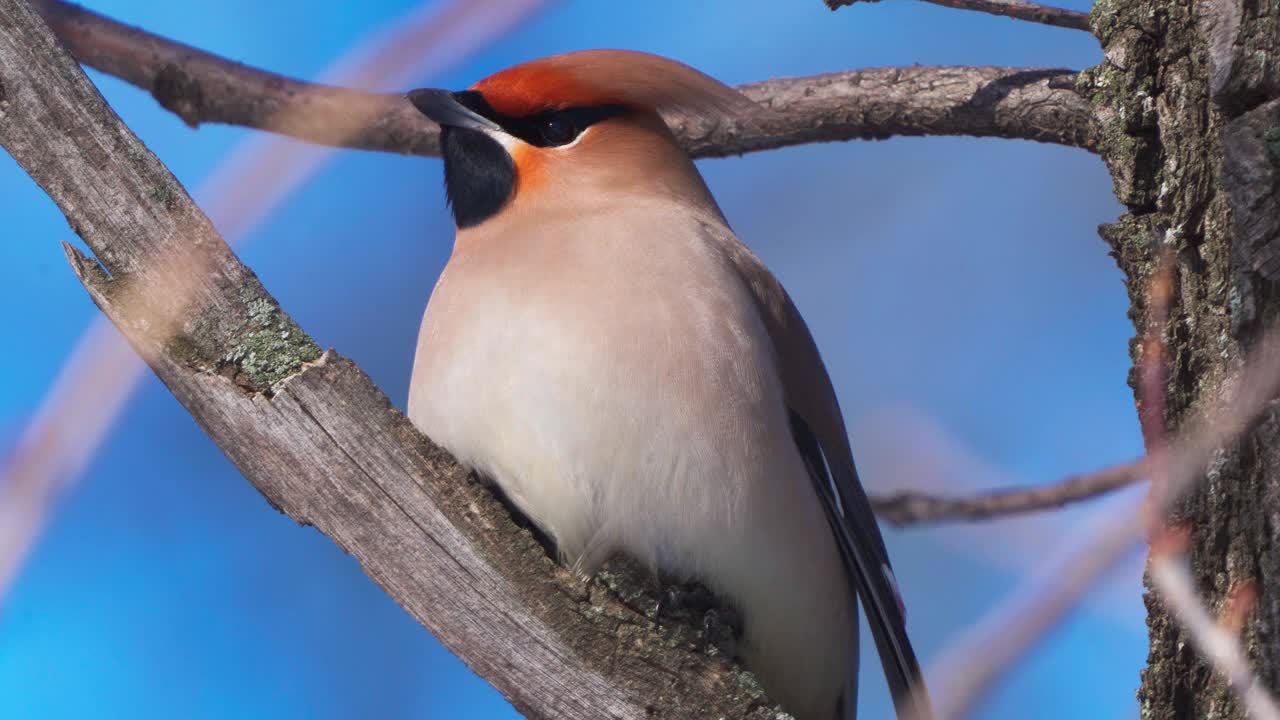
xmin=824 ymin=0 xmax=1092 ymax=32
xmin=30 ymin=0 xmax=1098 ymax=155
xmin=0 ymin=0 xmax=550 ymax=602
xmin=871 ymin=458 xmax=1147 ymax=526
xmin=30 ymin=0 xmax=443 ymax=155
xmin=0 ymin=2 xmax=781 ymax=718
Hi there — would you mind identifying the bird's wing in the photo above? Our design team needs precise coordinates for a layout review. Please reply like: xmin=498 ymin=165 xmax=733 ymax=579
xmin=709 ymin=222 xmax=932 ymax=720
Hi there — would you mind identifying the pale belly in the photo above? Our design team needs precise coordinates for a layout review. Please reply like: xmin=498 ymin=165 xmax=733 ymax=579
xmin=407 ymin=213 xmax=854 ymax=719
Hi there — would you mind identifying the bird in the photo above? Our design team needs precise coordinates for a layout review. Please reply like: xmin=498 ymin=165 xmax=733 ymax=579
xmin=404 ymin=49 xmax=930 ymax=720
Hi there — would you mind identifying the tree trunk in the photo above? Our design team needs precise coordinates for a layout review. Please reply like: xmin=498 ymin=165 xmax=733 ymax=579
xmin=1084 ymin=0 xmax=1280 ymax=715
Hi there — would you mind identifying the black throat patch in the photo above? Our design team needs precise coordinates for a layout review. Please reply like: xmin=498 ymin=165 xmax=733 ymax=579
xmin=440 ymin=126 xmax=516 ymax=229
xmin=433 ymin=91 xmax=627 ymax=229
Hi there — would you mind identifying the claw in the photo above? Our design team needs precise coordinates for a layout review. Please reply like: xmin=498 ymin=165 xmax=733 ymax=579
xmin=652 ymin=585 xmax=683 ymax=626
xmin=649 ymin=579 xmax=741 ymax=659
xmin=701 ymin=606 xmax=742 ymax=657
xmin=701 ymin=609 xmax=721 ymax=652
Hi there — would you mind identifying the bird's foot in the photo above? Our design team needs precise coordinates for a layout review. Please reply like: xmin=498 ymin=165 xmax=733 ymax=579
xmin=652 ymin=580 xmax=741 ymax=659
xmin=700 ymin=605 xmax=742 ymax=659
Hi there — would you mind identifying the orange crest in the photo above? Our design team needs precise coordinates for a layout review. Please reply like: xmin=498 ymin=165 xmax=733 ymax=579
xmin=471 ymin=49 xmax=765 ymax=123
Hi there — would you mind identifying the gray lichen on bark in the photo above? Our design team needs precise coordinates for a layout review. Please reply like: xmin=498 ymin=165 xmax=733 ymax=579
xmin=1084 ymin=0 xmax=1280 ymax=715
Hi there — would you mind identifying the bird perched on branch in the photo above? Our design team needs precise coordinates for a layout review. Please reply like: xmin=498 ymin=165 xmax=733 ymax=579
xmin=406 ymin=49 xmax=929 ymax=720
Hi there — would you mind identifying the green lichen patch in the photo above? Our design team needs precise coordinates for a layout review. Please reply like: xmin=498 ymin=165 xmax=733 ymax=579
xmin=221 ymin=293 xmax=320 ymax=390
xmin=148 ymin=182 xmax=179 ymax=210
xmin=1079 ymin=57 xmax=1163 ymax=210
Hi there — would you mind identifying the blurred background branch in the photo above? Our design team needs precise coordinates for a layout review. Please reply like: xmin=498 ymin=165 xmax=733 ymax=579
xmin=919 ymin=275 xmax=1280 ymax=718
xmin=0 ymin=0 xmax=549 ymax=608
xmin=1149 ymin=552 xmax=1280 ymax=720
xmin=30 ymin=0 xmax=1099 ymax=155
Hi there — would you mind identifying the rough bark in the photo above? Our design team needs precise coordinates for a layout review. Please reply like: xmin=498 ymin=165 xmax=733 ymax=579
xmin=1081 ymin=0 xmax=1280 ymax=714
xmin=29 ymin=0 xmax=1098 ymax=156
xmin=0 ymin=2 xmax=779 ymax=718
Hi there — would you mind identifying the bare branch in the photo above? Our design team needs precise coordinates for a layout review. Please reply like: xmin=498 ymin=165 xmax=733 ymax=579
xmin=824 ymin=0 xmax=1092 ymax=32
xmin=694 ymin=66 xmax=1096 ymax=156
xmin=914 ymin=495 xmax=1140 ymax=720
xmin=0 ymin=2 xmax=782 ymax=717
xmin=1150 ymin=553 xmax=1280 ymax=720
xmin=30 ymin=0 xmax=1098 ymax=155
xmin=918 ymin=314 xmax=1280 ymax=719
xmin=872 ymin=458 xmax=1147 ymax=526
xmin=1140 ymin=256 xmax=1280 ymax=720
xmin=0 ymin=0 xmax=548 ymax=603
xmin=29 ymin=0 xmax=441 ymax=155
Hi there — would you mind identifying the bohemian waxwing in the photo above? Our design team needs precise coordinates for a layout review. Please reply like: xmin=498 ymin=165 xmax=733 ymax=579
xmin=405 ymin=49 xmax=930 ymax=720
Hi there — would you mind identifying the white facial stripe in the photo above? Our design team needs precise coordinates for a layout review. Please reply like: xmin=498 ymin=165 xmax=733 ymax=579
xmin=552 ymin=125 xmax=591 ymax=150
xmin=483 ymin=128 xmax=520 ymax=153
xmin=482 ymin=125 xmax=593 ymax=153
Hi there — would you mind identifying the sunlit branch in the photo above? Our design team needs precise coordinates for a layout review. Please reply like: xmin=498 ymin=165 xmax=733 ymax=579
xmin=30 ymin=0 xmax=1099 ymax=155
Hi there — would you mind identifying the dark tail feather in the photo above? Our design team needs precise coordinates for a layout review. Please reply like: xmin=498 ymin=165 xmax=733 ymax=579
xmin=790 ymin=411 xmax=932 ymax=719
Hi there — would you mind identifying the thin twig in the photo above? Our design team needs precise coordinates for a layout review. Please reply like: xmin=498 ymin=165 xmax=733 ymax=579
xmin=29 ymin=0 xmax=1099 ymax=154
xmin=824 ymin=0 xmax=1091 ymax=32
xmin=916 ymin=493 xmax=1142 ymax=720
xmin=917 ymin=314 xmax=1280 ymax=719
xmin=1150 ymin=555 xmax=1280 ymax=720
xmin=872 ymin=458 xmax=1147 ymax=526
xmin=1138 ymin=253 xmax=1175 ymax=518
xmin=1139 ymin=255 xmax=1280 ymax=720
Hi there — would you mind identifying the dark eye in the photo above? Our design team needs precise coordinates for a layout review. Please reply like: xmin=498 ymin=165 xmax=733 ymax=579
xmin=539 ymin=114 xmax=578 ymax=146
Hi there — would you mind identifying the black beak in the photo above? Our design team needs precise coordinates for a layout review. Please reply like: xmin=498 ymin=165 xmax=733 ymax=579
xmin=407 ymin=89 xmax=502 ymax=132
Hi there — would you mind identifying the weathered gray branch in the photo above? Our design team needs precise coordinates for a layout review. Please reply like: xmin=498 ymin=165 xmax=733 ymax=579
xmin=0 ymin=2 xmax=780 ymax=718
xmin=824 ymin=0 xmax=1091 ymax=32
xmin=30 ymin=0 xmax=1098 ymax=155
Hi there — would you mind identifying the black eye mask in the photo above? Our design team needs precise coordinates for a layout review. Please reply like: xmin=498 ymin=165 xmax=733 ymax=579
xmin=451 ymin=90 xmax=626 ymax=148
xmin=418 ymin=91 xmax=629 ymax=229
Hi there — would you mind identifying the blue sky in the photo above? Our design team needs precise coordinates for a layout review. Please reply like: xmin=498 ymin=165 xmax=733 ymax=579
xmin=0 ymin=1 xmax=1142 ymax=718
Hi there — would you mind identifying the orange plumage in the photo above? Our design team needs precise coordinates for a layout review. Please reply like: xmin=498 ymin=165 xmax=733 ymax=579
xmin=471 ymin=49 xmax=762 ymax=121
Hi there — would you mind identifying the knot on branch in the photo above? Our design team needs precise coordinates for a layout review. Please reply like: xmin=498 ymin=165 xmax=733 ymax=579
xmin=152 ymin=64 xmax=205 ymax=127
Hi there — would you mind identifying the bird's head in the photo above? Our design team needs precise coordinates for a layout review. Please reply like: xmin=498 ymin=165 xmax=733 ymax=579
xmin=407 ymin=50 xmax=762 ymax=229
